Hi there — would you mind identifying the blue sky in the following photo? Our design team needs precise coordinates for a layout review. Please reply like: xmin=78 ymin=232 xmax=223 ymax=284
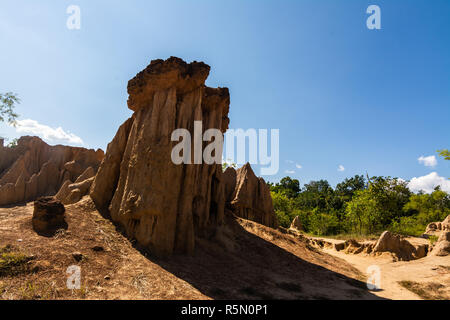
xmin=0 ymin=0 xmax=449 ymax=189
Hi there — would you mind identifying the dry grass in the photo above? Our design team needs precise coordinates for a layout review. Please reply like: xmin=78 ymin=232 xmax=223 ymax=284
xmin=314 ymin=233 xmax=380 ymax=241
xmin=398 ymin=281 xmax=448 ymax=300
xmin=0 ymin=245 xmax=32 ymax=277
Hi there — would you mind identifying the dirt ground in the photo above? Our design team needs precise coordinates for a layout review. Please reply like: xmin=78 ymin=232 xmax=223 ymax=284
xmin=0 ymin=197 xmax=381 ymax=300
xmin=318 ymin=240 xmax=450 ymax=300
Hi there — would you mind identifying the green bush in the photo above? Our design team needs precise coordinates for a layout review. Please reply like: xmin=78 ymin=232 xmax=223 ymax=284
xmin=308 ymin=209 xmax=340 ymax=236
xmin=389 ymin=216 xmax=426 ymax=237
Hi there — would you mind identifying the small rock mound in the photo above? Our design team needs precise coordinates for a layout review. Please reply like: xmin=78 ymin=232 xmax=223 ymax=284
xmin=373 ymin=231 xmax=427 ymax=261
xmin=431 ymin=231 xmax=450 ymax=257
xmin=344 ymin=240 xmax=374 ymax=255
xmin=32 ymin=196 xmax=67 ymax=236
xmin=320 ymin=231 xmax=429 ymax=261
xmin=424 ymin=215 xmax=450 ymax=237
xmin=290 ymin=216 xmax=303 ymax=231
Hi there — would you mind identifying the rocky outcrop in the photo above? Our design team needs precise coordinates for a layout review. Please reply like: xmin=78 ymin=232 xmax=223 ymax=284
xmin=90 ymin=57 xmax=230 ymax=256
xmin=372 ymin=231 xmax=428 ymax=261
xmin=290 ymin=216 xmax=303 ymax=231
xmin=32 ymin=196 xmax=66 ymax=236
xmin=55 ymin=166 xmax=97 ymax=204
xmin=431 ymin=231 xmax=450 ymax=256
xmin=55 ymin=176 xmax=95 ymax=205
xmin=223 ymin=163 xmax=277 ymax=228
xmin=90 ymin=118 xmax=133 ymax=211
xmin=0 ymin=136 xmax=104 ymax=206
xmin=222 ymin=167 xmax=237 ymax=203
xmin=312 ymin=231 xmax=429 ymax=261
xmin=425 ymin=215 xmax=450 ymax=237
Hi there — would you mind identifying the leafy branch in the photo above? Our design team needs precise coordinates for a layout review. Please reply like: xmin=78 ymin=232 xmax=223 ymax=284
xmin=437 ymin=149 xmax=450 ymax=161
xmin=0 ymin=92 xmax=20 ymax=126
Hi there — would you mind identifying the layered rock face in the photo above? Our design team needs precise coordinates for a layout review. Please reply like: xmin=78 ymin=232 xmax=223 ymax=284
xmin=0 ymin=136 xmax=104 ymax=206
xmin=223 ymin=164 xmax=277 ymax=228
xmin=90 ymin=57 xmax=230 ymax=256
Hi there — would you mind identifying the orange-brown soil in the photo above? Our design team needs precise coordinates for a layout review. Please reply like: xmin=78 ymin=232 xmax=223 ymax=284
xmin=0 ymin=197 xmax=381 ymax=300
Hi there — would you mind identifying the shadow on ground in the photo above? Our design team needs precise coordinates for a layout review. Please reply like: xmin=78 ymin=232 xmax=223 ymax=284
xmin=147 ymin=213 xmax=386 ymax=300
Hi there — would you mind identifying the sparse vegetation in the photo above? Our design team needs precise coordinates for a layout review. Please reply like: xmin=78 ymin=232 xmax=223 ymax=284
xmin=7 ymin=138 xmax=18 ymax=148
xmin=131 ymin=272 xmax=149 ymax=295
xmin=0 ymin=245 xmax=31 ymax=277
xmin=222 ymin=160 xmax=237 ymax=171
xmin=428 ymin=235 xmax=439 ymax=246
xmin=398 ymin=280 xmax=447 ymax=300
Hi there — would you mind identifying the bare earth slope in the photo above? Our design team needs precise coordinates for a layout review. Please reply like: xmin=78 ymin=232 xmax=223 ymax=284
xmin=0 ymin=197 xmax=380 ymax=300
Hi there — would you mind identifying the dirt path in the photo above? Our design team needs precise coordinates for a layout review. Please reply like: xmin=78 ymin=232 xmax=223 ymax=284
xmin=322 ymin=247 xmax=450 ymax=300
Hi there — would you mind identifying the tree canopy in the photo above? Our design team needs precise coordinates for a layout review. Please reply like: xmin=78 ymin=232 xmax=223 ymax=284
xmin=270 ymin=174 xmax=449 ymax=237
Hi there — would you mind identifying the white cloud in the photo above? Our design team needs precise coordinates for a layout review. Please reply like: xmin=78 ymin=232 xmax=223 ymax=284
xmin=418 ymin=155 xmax=437 ymax=167
xmin=285 ymin=170 xmax=295 ymax=174
xmin=14 ymin=119 xmax=84 ymax=146
xmin=295 ymin=163 xmax=302 ymax=169
xmin=407 ymin=172 xmax=450 ymax=193
xmin=286 ymin=160 xmax=294 ymax=164
xmin=397 ymin=178 xmax=406 ymax=184
xmin=338 ymin=165 xmax=345 ymax=172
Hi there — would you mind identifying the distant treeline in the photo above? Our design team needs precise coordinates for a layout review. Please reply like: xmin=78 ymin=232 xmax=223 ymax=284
xmin=269 ymin=175 xmax=450 ymax=237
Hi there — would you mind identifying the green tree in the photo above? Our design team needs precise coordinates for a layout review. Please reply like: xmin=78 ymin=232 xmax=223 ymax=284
xmin=437 ymin=149 xmax=450 ymax=179
xmin=308 ymin=208 xmax=340 ymax=236
xmin=335 ymin=175 xmax=366 ymax=201
xmin=345 ymin=189 xmax=380 ymax=235
xmin=368 ymin=176 xmax=411 ymax=226
xmin=297 ymin=180 xmax=334 ymax=210
xmin=0 ymin=92 xmax=20 ymax=126
xmin=269 ymin=176 xmax=300 ymax=198
xmin=271 ymin=191 xmax=294 ymax=228
xmin=391 ymin=189 xmax=450 ymax=236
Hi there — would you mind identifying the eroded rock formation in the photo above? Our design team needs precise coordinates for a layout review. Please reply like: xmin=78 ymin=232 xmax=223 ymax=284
xmin=90 ymin=57 xmax=230 ymax=256
xmin=32 ymin=196 xmax=66 ymax=236
xmin=425 ymin=215 xmax=450 ymax=237
xmin=372 ymin=231 xmax=428 ymax=261
xmin=432 ymin=231 xmax=450 ymax=256
xmin=55 ymin=167 xmax=96 ymax=205
xmin=311 ymin=231 xmax=429 ymax=261
xmin=223 ymin=163 xmax=277 ymax=228
xmin=290 ymin=216 xmax=303 ymax=231
xmin=0 ymin=136 xmax=104 ymax=206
